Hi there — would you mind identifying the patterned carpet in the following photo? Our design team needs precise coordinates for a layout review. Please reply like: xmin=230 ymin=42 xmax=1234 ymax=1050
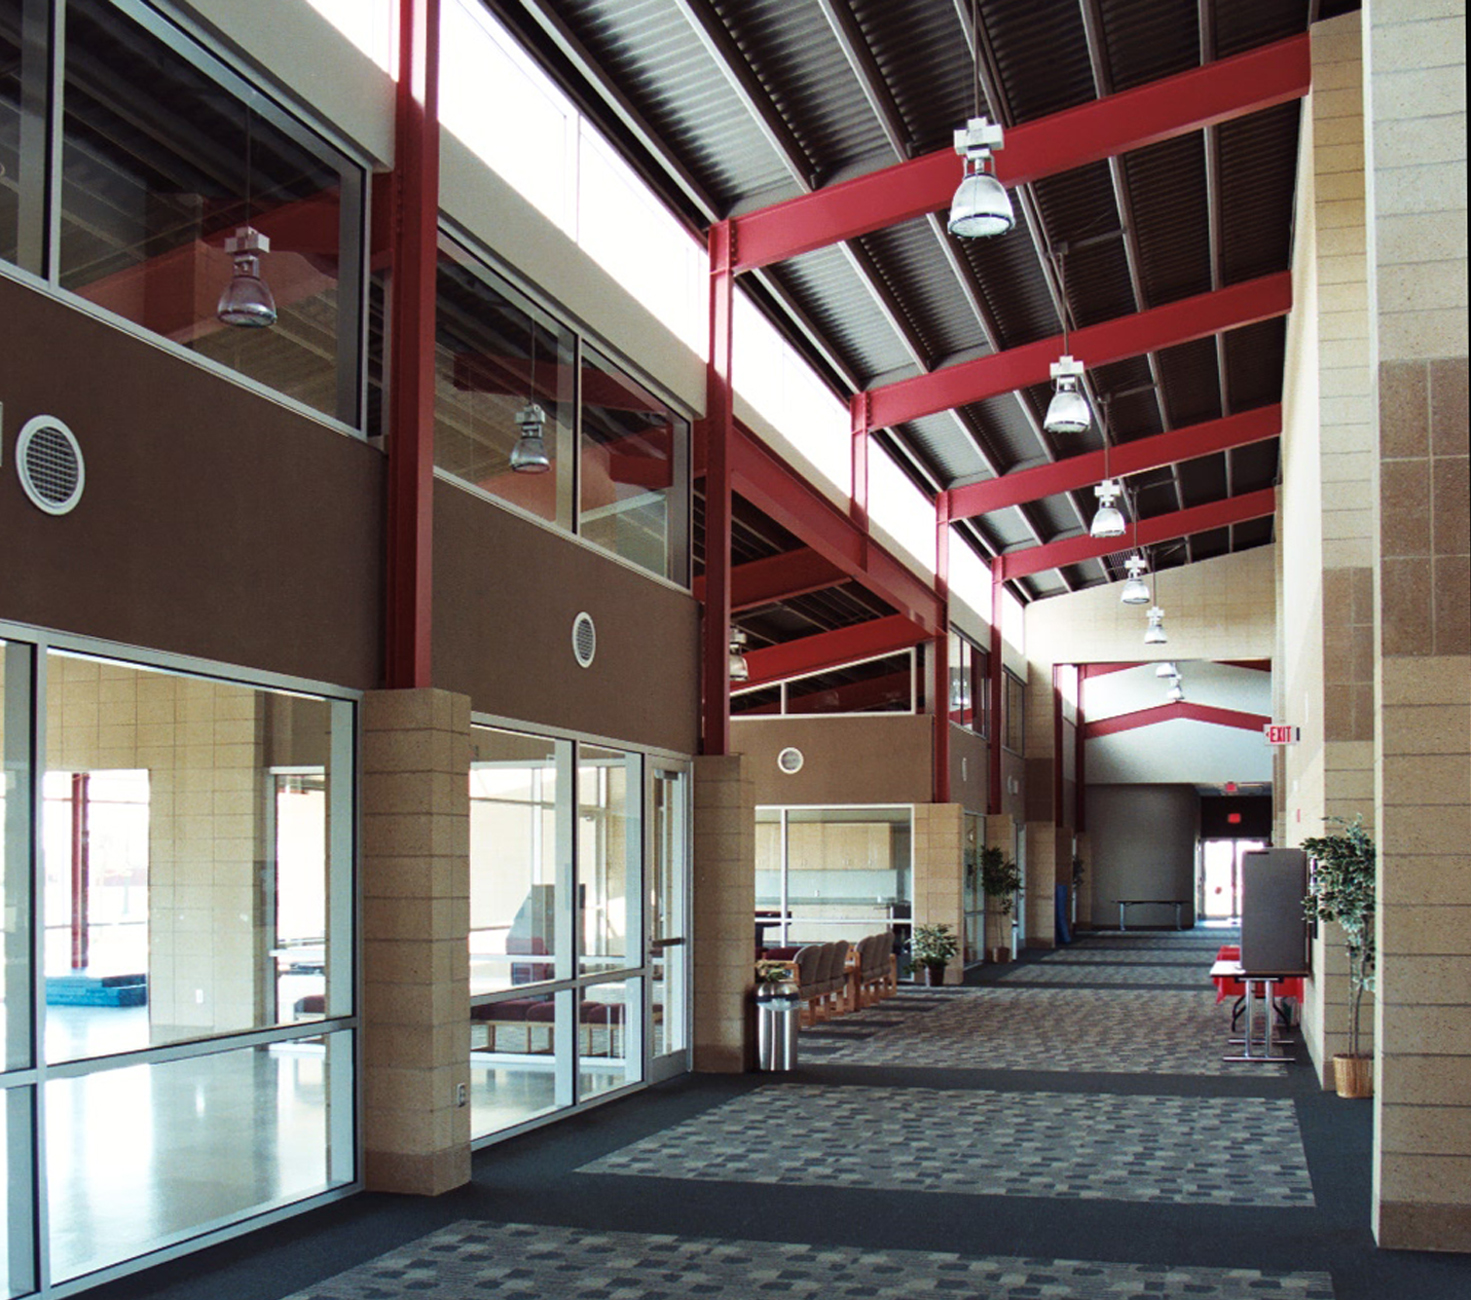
xmin=989 ymin=962 xmax=1212 ymax=985
xmin=579 ymin=1082 xmax=1314 ymax=1206
xmin=281 ymin=1221 xmax=1337 ymax=1300
xmin=805 ymin=985 xmax=1281 ymax=1075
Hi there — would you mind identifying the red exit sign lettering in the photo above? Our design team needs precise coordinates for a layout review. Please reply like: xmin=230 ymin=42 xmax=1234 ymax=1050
xmin=1264 ymin=724 xmax=1300 ymax=745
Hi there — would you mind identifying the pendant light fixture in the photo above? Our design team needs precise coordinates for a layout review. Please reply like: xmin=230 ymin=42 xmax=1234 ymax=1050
xmin=510 ymin=320 xmax=551 ymax=474
xmin=218 ymin=107 xmax=277 ymax=329
xmin=728 ymin=627 xmax=750 ymax=682
xmin=1165 ymin=679 xmax=1185 ymax=702
xmin=1119 ymin=500 xmax=1150 ymax=603
xmin=1143 ymin=558 xmax=1167 ymax=644
xmin=1154 ymin=660 xmax=1179 ymax=678
xmin=1088 ymin=398 xmax=1125 ymax=538
xmin=948 ymin=0 xmax=1013 ymax=239
xmin=1120 ymin=553 xmax=1151 ymax=604
xmin=1043 ymin=247 xmax=1091 ymax=435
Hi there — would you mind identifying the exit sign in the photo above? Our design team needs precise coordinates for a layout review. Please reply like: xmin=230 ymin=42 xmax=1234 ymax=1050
xmin=1264 ymin=723 xmax=1300 ymax=745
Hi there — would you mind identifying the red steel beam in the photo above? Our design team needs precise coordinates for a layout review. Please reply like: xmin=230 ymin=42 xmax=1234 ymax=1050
xmin=999 ymin=488 xmax=1276 ymax=583
xmin=692 ymin=548 xmax=847 ymax=611
xmin=870 ymin=274 xmax=1291 ymax=432
xmin=701 ymin=221 xmax=737 ymax=755
xmin=731 ymin=426 xmax=943 ymax=634
xmin=729 ymin=35 xmax=1310 ymax=272
xmin=1084 ymin=701 xmax=1270 ymax=739
xmin=743 ymin=615 xmax=930 ymax=689
xmin=946 ymin=406 xmax=1281 ymax=522
xmin=385 ymin=0 xmax=441 ymax=690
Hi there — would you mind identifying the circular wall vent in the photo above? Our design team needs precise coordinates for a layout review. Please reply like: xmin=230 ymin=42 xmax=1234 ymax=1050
xmin=17 ymin=416 xmax=84 ymax=515
xmin=571 ymin=611 xmax=597 ymax=668
xmin=776 ymin=746 xmax=804 ymax=775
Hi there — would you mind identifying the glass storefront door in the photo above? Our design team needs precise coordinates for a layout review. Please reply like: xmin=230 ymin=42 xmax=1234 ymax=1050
xmin=648 ymin=766 xmax=690 ymax=1081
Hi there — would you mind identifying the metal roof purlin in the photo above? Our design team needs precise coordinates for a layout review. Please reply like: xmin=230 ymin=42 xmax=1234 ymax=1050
xmin=946 ymin=404 xmax=1281 ymax=520
xmin=868 ymin=272 xmax=1291 ymax=431
xmin=999 ymin=488 xmax=1276 ymax=582
xmin=728 ymin=33 xmax=1311 ymax=273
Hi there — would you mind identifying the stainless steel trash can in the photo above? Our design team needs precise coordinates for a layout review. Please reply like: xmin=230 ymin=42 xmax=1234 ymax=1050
xmin=755 ymin=978 xmax=801 ymax=1070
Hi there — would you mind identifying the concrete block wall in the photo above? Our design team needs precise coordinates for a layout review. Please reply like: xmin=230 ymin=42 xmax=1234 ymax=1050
xmin=1281 ymin=11 xmax=1379 ymax=1091
xmin=1363 ymin=0 xmax=1470 ymax=1252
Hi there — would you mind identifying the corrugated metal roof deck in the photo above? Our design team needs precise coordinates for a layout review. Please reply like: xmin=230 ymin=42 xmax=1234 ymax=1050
xmin=491 ymin=0 xmax=1359 ymax=625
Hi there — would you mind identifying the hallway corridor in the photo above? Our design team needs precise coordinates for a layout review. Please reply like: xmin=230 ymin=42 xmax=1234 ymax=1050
xmin=94 ymin=932 xmax=1471 ymax=1300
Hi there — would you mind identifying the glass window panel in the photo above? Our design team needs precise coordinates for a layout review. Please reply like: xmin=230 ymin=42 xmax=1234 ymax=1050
xmin=577 ymin=746 xmax=636 ymax=977
xmin=43 ymin=653 xmax=343 ymax=1061
xmin=731 ymin=684 xmax=780 ymax=716
xmin=45 ymin=1032 xmax=350 ymax=1282
xmin=435 ymin=242 xmax=576 ymax=528
xmin=580 ymin=346 xmax=685 ymax=584
xmin=0 ymin=0 xmax=45 ymax=274
xmin=1004 ymin=670 xmax=1026 ymax=754
xmin=783 ymin=653 xmax=913 ymax=716
xmin=469 ymin=727 xmax=566 ymax=996
xmin=467 ymin=991 xmax=563 ymax=1140
xmin=59 ymin=0 xmax=360 ymax=423
xmin=779 ymin=808 xmax=911 ymax=949
xmin=1 ymin=1086 xmax=32 ymax=1297
xmin=578 ymin=978 xmax=637 ymax=1102
xmin=649 ymin=769 xmax=687 ymax=1061
xmin=2 ymin=641 xmax=33 ymax=1072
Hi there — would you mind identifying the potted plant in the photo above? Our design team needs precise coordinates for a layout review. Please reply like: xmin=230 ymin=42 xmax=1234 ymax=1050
xmin=980 ymin=844 xmax=1022 ymax=961
xmin=1302 ymin=815 xmax=1376 ymax=1098
xmin=909 ymin=923 xmax=958 ymax=986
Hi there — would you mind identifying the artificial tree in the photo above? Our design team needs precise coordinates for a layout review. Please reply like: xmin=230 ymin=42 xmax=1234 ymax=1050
xmin=1301 ymin=815 xmax=1376 ymax=1097
xmin=979 ymin=844 xmax=1023 ymax=960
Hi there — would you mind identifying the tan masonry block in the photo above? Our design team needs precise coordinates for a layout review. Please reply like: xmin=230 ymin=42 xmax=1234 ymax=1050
xmin=363 ymin=690 xmax=443 ymax=733
xmin=361 ymin=855 xmax=463 ymax=901
xmin=1382 ymin=1054 xmax=1471 ymax=1107
xmin=362 ymin=937 xmax=464 ymax=986
xmin=1381 ymin=803 xmax=1471 ymax=856
xmin=1378 ymin=1154 xmax=1471 ymax=1206
xmin=1381 ymin=856 xmax=1471 ymax=908
xmin=362 ymin=771 xmax=441 ymax=817
xmin=363 ymin=979 xmax=465 ymax=1026
xmin=362 ymin=729 xmax=454 ymax=777
xmin=363 ymin=1064 xmax=464 ymax=1113
xmin=362 ymin=896 xmax=469 ymax=944
xmin=1383 ymin=657 xmax=1471 ymax=706
xmin=1380 ymin=955 xmax=1471 ymax=1007
xmin=365 ymin=1021 xmax=467 ymax=1071
xmin=1382 ymin=705 xmax=1470 ymax=755
xmin=362 ymin=1103 xmax=461 ymax=1158
xmin=1382 ymin=754 xmax=1471 ymax=805
xmin=1381 ymin=905 xmax=1471 ymax=956
xmin=1377 ymin=1201 xmax=1471 ymax=1253
xmin=1380 ymin=1006 xmax=1471 ymax=1056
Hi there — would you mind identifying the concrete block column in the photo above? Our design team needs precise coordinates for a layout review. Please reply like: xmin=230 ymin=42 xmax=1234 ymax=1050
xmin=359 ymin=688 xmax=472 ymax=1195
xmin=913 ymin=803 xmax=963 ymax=983
xmin=1364 ymin=0 xmax=1470 ymax=1252
xmin=692 ymin=754 xmax=755 ymax=1072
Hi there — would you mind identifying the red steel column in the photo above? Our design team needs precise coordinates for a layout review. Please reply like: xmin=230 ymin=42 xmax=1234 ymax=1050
xmin=850 ymin=391 xmax=870 ymax=532
xmin=932 ymin=495 xmax=951 ymax=804
xmin=1052 ymin=666 xmax=1064 ymax=828
xmin=385 ymin=0 xmax=441 ymax=689
xmin=701 ymin=221 xmax=736 ymax=755
xmin=989 ymin=573 xmax=1004 ymax=816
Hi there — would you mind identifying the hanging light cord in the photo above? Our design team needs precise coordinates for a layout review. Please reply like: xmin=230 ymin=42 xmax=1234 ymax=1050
xmin=970 ymin=0 xmax=981 ymax=121
xmin=1056 ymin=245 xmax=1070 ymax=355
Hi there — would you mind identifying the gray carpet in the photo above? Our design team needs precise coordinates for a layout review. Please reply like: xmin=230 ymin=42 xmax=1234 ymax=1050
xmin=281 ymin=1220 xmax=1337 ymax=1300
xmin=579 ymin=1082 xmax=1314 ymax=1206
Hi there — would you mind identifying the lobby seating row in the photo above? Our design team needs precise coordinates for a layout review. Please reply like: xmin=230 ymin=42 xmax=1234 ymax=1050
xmin=762 ymin=931 xmax=897 ymax=1026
